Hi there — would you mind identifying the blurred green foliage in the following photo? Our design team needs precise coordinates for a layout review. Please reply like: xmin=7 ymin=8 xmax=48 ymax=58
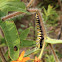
xmin=38 ymin=0 xmax=58 ymax=9
xmin=45 ymin=54 xmax=55 ymax=62
xmin=0 ymin=0 xmax=27 ymax=14
xmin=0 ymin=0 xmax=62 ymax=62
xmin=56 ymin=51 xmax=62 ymax=59
xmin=19 ymin=28 xmax=30 ymax=40
xmin=43 ymin=5 xmax=58 ymax=26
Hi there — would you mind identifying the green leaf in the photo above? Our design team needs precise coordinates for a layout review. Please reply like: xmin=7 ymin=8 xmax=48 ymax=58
xmin=1 ymin=38 xmax=6 ymax=44
xmin=0 ymin=0 xmax=29 ymax=14
xmin=0 ymin=21 xmax=20 ymax=60
xmin=20 ymin=40 xmax=36 ymax=47
xmin=24 ymin=48 xmax=40 ymax=56
xmin=7 ymin=1 xmax=26 ymax=9
xmin=20 ymin=28 xmax=30 ymax=40
xmin=44 ymin=8 xmax=47 ymax=16
xmin=1 ymin=5 xmax=27 ymax=13
xmin=45 ymin=37 xmax=62 ymax=44
xmin=0 ymin=18 xmax=2 ymax=24
xmin=0 ymin=34 xmax=3 ymax=40
xmin=0 ymin=10 xmax=6 ymax=17
xmin=47 ymin=5 xmax=52 ymax=16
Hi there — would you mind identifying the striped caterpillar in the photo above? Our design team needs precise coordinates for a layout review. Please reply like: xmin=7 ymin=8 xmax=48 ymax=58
xmin=35 ymin=13 xmax=44 ymax=48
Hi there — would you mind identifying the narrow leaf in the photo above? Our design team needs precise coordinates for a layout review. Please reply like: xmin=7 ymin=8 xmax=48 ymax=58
xmin=20 ymin=40 xmax=36 ymax=47
xmin=24 ymin=48 xmax=40 ymax=56
xmin=7 ymin=1 xmax=26 ymax=9
xmin=20 ymin=28 xmax=30 ymax=40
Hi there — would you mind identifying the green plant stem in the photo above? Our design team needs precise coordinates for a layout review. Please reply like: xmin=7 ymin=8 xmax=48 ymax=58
xmin=1 ymin=12 xmax=24 ymax=21
xmin=0 ymin=48 xmax=7 ymax=62
xmin=38 ymin=41 xmax=46 ymax=59
xmin=37 ymin=10 xmax=59 ymax=62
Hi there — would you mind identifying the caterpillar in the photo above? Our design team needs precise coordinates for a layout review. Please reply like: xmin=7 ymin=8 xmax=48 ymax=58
xmin=35 ymin=13 xmax=44 ymax=48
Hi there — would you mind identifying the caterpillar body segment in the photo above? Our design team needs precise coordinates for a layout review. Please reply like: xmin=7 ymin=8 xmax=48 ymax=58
xmin=35 ymin=13 xmax=44 ymax=48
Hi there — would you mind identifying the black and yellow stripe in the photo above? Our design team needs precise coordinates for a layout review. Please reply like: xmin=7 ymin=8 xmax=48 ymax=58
xmin=35 ymin=13 xmax=44 ymax=48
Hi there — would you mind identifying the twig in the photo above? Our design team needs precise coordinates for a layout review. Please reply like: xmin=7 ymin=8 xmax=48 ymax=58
xmin=1 ymin=0 xmax=35 ymax=21
xmin=49 ymin=44 xmax=59 ymax=62
xmin=57 ymin=29 xmax=61 ymax=39
xmin=57 ymin=0 xmax=62 ymax=39
xmin=1 ymin=12 xmax=24 ymax=21
xmin=26 ymin=0 xmax=35 ymax=8
xmin=58 ymin=0 xmax=62 ymax=11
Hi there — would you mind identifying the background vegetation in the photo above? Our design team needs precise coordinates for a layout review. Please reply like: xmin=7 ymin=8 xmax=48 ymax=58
xmin=0 ymin=0 xmax=62 ymax=62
